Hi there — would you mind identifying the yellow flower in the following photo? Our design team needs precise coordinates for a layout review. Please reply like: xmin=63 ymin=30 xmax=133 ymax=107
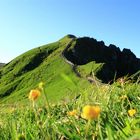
xmin=38 ymin=82 xmax=44 ymax=90
xmin=28 ymin=89 xmax=40 ymax=101
xmin=81 ymin=105 xmax=101 ymax=120
xmin=67 ymin=110 xmax=77 ymax=116
xmin=128 ymin=109 xmax=136 ymax=117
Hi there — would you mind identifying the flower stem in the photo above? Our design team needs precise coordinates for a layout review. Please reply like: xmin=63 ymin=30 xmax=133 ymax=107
xmin=42 ymin=88 xmax=51 ymax=115
xmin=85 ymin=120 xmax=91 ymax=138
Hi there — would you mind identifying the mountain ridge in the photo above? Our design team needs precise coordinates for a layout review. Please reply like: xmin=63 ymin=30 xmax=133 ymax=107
xmin=63 ymin=36 xmax=140 ymax=82
xmin=0 ymin=35 xmax=139 ymax=104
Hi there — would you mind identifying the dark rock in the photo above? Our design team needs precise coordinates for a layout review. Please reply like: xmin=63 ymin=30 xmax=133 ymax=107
xmin=64 ymin=37 xmax=140 ymax=83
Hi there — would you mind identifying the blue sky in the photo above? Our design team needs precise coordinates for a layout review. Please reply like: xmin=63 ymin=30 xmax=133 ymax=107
xmin=0 ymin=0 xmax=140 ymax=63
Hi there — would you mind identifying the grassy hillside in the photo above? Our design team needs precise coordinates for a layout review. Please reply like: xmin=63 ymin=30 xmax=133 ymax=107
xmin=0 ymin=35 xmax=140 ymax=105
xmin=0 ymin=35 xmax=102 ymax=105
xmin=0 ymin=35 xmax=140 ymax=139
xmin=0 ymin=78 xmax=140 ymax=139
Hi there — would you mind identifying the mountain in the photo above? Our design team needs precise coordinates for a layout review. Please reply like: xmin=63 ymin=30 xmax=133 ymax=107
xmin=64 ymin=37 xmax=140 ymax=82
xmin=0 ymin=35 xmax=139 ymax=104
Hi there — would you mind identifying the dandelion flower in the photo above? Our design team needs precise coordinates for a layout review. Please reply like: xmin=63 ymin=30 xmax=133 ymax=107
xmin=128 ymin=109 xmax=136 ymax=117
xmin=67 ymin=110 xmax=77 ymax=116
xmin=81 ymin=105 xmax=101 ymax=120
xmin=28 ymin=89 xmax=40 ymax=101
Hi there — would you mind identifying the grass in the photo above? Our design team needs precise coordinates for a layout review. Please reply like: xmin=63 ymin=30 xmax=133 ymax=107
xmin=0 ymin=77 xmax=140 ymax=140
xmin=0 ymin=35 xmax=140 ymax=139
xmin=0 ymin=35 xmax=96 ymax=104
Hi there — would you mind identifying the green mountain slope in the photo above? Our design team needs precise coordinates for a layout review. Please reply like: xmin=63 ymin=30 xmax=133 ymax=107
xmin=0 ymin=35 xmax=98 ymax=104
xmin=0 ymin=35 xmax=140 ymax=105
xmin=0 ymin=35 xmax=140 ymax=140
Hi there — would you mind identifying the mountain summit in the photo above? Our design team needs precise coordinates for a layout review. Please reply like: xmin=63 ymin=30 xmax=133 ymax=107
xmin=0 ymin=35 xmax=139 ymax=104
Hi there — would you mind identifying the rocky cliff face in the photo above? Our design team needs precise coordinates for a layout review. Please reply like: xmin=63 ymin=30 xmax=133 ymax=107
xmin=64 ymin=37 xmax=140 ymax=82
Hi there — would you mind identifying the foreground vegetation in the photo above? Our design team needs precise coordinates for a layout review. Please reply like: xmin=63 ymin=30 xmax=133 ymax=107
xmin=0 ymin=77 xmax=140 ymax=140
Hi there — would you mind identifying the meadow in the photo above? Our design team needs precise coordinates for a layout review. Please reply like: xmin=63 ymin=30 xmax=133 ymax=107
xmin=0 ymin=77 xmax=140 ymax=140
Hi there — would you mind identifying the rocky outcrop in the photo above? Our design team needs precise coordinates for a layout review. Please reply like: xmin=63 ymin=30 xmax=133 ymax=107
xmin=63 ymin=37 xmax=140 ymax=83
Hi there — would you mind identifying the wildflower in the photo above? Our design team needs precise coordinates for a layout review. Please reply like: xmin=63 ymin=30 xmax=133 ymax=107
xmin=128 ymin=109 xmax=136 ymax=117
xmin=67 ymin=110 xmax=77 ymax=116
xmin=81 ymin=105 xmax=101 ymax=120
xmin=28 ymin=89 xmax=40 ymax=101
xmin=38 ymin=82 xmax=44 ymax=90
